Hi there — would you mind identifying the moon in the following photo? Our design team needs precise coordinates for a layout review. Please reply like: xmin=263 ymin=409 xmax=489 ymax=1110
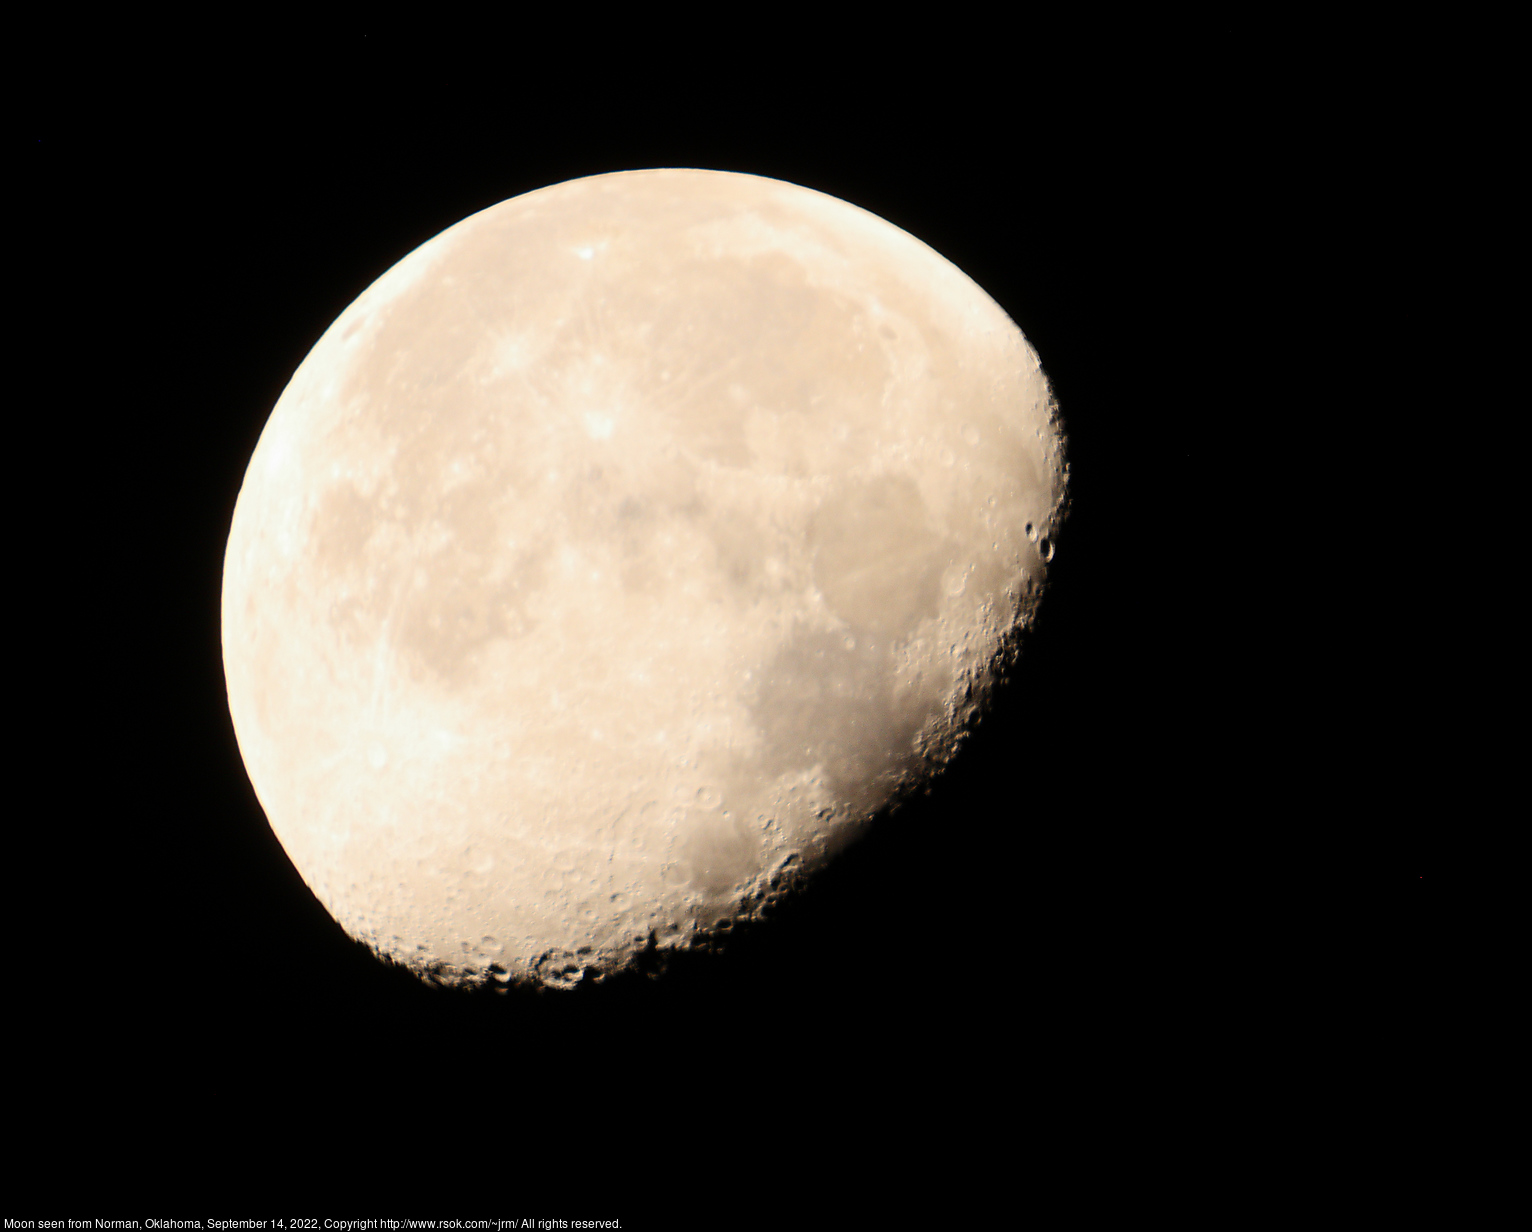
xmin=221 ymin=168 xmax=1066 ymax=990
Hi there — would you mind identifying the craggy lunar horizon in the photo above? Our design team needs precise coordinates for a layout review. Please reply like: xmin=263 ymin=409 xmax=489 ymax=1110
xmin=221 ymin=169 xmax=1068 ymax=990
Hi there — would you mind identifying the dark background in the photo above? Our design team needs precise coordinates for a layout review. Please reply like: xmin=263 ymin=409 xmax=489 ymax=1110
xmin=17 ymin=28 xmax=1432 ymax=1210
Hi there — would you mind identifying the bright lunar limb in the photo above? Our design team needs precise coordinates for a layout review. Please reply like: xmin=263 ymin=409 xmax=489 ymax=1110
xmin=221 ymin=169 xmax=1067 ymax=990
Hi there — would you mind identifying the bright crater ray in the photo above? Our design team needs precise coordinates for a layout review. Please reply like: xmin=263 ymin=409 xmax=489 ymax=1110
xmin=221 ymin=169 xmax=1067 ymax=989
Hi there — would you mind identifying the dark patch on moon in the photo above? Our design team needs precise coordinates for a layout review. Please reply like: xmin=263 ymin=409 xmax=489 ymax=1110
xmin=808 ymin=474 xmax=948 ymax=643
xmin=399 ymin=554 xmax=545 ymax=687
xmin=749 ymin=627 xmax=937 ymax=811
xmin=672 ymin=806 xmax=760 ymax=898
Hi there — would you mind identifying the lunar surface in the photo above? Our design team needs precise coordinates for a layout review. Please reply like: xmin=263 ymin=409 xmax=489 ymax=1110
xmin=222 ymin=169 xmax=1066 ymax=989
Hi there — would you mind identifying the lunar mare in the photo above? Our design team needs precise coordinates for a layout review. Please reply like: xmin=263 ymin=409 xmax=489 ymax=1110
xmin=221 ymin=169 xmax=1066 ymax=989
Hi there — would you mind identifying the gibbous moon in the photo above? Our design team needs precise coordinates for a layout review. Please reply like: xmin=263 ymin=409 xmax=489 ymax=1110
xmin=222 ymin=169 xmax=1066 ymax=989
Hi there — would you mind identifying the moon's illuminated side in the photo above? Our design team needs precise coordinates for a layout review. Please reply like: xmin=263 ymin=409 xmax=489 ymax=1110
xmin=222 ymin=169 xmax=1066 ymax=989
